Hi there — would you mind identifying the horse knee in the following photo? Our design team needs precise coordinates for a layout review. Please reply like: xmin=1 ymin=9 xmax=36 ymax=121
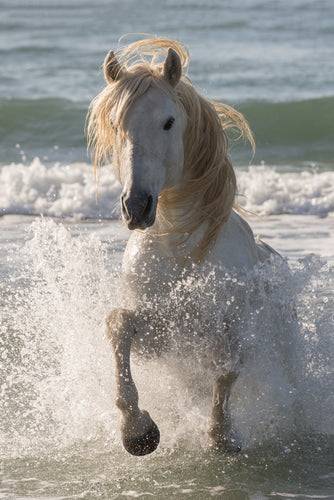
xmin=105 ymin=308 xmax=136 ymax=344
xmin=215 ymin=370 xmax=239 ymax=393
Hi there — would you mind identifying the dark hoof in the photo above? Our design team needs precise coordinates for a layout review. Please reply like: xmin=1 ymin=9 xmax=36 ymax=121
xmin=122 ymin=420 xmax=160 ymax=456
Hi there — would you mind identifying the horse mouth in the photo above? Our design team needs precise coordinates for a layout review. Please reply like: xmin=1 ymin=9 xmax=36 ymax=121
xmin=126 ymin=218 xmax=154 ymax=230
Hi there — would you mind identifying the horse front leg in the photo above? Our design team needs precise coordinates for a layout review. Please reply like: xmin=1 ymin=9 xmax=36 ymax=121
xmin=106 ymin=308 xmax=160 ymax=455
xmin=207 ymin=370 xmax=240 ymax=452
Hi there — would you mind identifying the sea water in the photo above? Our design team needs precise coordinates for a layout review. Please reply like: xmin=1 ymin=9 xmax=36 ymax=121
xmin=1 ymin=1 xmax=334 ymax=498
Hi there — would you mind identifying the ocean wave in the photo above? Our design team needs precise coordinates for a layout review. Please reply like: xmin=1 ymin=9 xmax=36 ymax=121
xmin=237 ymin=165 xmax=334 ymax=216
xmin=0 ymin=97 xmax=87 ymax=164
xmin=237 ymin=95 xmax=334 ymax=163
xmin=1 ymin=95 xmax=334 ymax=166
xmin=0 ymin=159 xmax=121 ymax=219
xmin=1 ymin=160 xmax=333 ymax=219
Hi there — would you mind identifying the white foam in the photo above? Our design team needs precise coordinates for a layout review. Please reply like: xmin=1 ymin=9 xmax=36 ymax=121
xmin=237 ymin=165 xmax=334 ymax=216
xmin=0 ymin=158 xmax=121 ymax=219
xmin=1 ymin=160 xmax=333 ymax=218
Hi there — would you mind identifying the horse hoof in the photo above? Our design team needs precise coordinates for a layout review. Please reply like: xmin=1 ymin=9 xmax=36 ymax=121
xmin=122 ymin=420 xmax=160 ymax=456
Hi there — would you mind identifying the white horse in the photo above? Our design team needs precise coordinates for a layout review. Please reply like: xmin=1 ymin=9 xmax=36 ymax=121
xmin=88 ymin=37 xmax=277 ymax=455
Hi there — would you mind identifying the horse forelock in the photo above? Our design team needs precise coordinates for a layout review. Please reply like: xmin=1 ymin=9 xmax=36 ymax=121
xmin=87 ymin=36 xmax=254 ymax=263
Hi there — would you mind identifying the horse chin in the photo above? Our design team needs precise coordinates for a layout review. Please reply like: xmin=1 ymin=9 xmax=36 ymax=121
xmin=125 ymin=216 xmax=156 ymax=231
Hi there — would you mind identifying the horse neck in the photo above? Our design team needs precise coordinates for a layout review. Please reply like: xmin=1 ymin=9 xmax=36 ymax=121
xmin=146 ymin=197 xmax=208 ymax=259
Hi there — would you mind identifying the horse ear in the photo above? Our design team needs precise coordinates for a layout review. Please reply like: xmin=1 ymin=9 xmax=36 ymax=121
xmin=163 ymin=48 xmax=182 ymax=87
xmin=104 ymin=50 xmax=124 ymax=83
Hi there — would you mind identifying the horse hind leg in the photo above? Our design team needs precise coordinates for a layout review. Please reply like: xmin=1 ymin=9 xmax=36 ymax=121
xmin=106 ymin=308 xmax=160 ymax=456
xmin=207 ymin=371 xmax=241 ymax=452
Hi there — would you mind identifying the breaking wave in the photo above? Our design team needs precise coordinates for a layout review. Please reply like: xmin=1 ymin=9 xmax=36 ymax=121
xmin=1 ymin=95 xmax=333 ymax=164
xmin=1 ymin=159 xmax=333 ymax=218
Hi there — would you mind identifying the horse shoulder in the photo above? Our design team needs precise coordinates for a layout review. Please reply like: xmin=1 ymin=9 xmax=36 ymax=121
xmin=209 ymin=210 xmax=268 ymax=270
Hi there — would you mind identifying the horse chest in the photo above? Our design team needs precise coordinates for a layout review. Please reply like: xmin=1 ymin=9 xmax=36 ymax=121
xmin=119 ymin=231 xmax=183 ymax=309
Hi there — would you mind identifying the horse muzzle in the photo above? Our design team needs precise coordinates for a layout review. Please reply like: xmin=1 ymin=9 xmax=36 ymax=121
xmin=121 ymin=191 xmax=157 ymax=230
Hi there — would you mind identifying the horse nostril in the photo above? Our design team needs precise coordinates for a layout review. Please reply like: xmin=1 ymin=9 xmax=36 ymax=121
xmin=144 ymin=195 xmax=153 ymax=217
xmin=121 ymin=194 xmax=128 ymax=217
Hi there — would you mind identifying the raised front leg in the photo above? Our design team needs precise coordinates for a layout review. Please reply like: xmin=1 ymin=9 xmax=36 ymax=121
xmin=207 ymin=371 xmax=240 ymax=452
xmin=106 ymin=308 xmax=160 ymax=455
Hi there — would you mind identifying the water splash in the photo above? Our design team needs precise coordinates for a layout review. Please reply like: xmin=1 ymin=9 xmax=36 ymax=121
xmin=1 ymin=218 xmax=333 ymax=460
xmin=1 ymin=218 xmax=120 ymax=457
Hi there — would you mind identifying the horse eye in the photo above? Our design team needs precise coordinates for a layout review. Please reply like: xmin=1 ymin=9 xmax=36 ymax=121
xmin=163 ymin=117 xmax=175 ymax=131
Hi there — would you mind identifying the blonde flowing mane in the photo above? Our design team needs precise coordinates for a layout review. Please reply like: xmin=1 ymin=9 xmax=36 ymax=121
xmin=87 ymin=36 xmax=254 ymax=263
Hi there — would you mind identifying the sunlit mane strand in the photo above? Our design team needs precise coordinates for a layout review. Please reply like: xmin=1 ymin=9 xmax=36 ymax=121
xmin=87 ymin=36 xmax=255 ymax=263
